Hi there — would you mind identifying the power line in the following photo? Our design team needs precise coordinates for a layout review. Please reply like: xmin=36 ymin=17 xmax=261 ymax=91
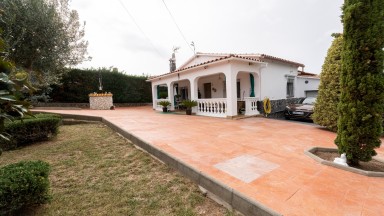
xmin=161 ymin=0 xmax=194 ymax=53
xmin=117 ymin=0 xmax=163 ymax=56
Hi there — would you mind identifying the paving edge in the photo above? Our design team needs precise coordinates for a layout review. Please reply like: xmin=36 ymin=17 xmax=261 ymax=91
xmin=37 ymin=111 xmax=282 ymax=216
xmin=305 ymin=147 xmax=384 ymax=177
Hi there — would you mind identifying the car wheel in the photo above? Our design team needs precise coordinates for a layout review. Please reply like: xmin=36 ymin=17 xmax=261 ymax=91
xmin=285 ymin=116 xmax=290 ymax=120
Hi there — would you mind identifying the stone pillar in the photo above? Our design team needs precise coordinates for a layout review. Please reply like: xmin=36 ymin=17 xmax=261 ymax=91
xmin=89 ymin=93 xmax=113 ymax=110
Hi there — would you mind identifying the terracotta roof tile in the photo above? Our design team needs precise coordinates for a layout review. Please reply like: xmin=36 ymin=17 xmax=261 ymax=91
xmin=148 ymin=54 xmax=264 ymax=80
xmin=259 ymin=54 xmax=305 ymax=67
xmin=297 ymin=70 xmax=319 ymax=78
xmin=148 ymin=53 xmax=305 ymax=80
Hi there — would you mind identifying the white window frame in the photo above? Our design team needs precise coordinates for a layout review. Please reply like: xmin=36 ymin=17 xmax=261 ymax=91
xmin=286 ymin=76 xmax=295 ymax=98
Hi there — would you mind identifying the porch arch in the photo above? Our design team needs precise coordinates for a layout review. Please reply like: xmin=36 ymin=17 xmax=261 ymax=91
xmin=152 ymin=83 xmax=169 ymax=110
xmin=235 ymin=71 xmax=261 ymax=116
xmin=170 ymin=79 xmax=191 ymax=110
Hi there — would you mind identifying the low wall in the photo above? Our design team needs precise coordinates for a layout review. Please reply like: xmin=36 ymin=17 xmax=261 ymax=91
xmin=257 ymin=98 xmax=304 ymax=119
xmin=34 ymin=102 xmax=151 ymax=108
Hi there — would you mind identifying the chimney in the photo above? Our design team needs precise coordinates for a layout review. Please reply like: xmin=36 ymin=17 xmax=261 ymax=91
xmin=169 ymin=52 xmax=176 ymax=72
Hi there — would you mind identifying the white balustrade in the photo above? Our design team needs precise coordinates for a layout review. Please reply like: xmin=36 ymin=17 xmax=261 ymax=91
xmin=196 ymin=98 xmax=227 ymax=118
xmin=244 ymin=97 xmax=260 ymax=116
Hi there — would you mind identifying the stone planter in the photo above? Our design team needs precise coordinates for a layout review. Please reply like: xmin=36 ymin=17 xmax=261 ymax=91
xmin=89 ymin=93 xmax=113 ymax=110
xmin=305 ymin=147 xmax=384 ymax=177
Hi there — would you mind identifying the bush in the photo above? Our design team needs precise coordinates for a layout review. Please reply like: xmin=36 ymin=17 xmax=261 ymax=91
xmin=50 ymin=68 xmax=152 ymax=103
xmin=181 ymin=100 xmax=198 ymax=109
xmin=335 ymin=0 xmax=384 ymax=165
xmin=0 ymin=114 xmax=62 ymax=150
xmin=158 ymin=100 xmax=171 ymax=107
xmin=312 ymin=35 xmax=343 ymax=132
xmin=0 ymin=160 xmax=51 ymax=215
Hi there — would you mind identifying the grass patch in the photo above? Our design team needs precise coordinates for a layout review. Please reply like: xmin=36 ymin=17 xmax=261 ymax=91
xmin=0 ymin=123 xmax=234 ymax=215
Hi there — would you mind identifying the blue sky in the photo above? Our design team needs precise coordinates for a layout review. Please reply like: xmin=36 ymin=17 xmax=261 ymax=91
xmin=71 ymin=0 xmax=343 ymax=76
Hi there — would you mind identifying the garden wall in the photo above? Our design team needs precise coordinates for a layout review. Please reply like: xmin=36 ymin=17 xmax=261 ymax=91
xmin=34 ymin=102 xmax=151 ymax=109
xmin=257 ymin=98 xmax=304 ymax=118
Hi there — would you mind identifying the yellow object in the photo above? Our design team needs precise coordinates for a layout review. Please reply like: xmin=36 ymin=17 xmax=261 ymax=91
xmin=263 ymin=97 xmax=271 ymax=115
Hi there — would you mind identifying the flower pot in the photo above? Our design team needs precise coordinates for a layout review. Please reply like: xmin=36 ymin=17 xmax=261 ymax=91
xmin=162 ymin=107 xmax=168 ymax=112
xmin=186 ymin=109 xmax=192 ymax=115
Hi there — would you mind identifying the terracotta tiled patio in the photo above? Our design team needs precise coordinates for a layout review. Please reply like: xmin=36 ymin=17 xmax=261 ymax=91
xmin=35 ymin=106 xmax=384 ymax=216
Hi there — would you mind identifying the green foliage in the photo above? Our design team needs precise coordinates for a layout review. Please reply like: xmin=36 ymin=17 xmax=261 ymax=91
xmin=335 ymin=0 xmax=384 ymax=165
xmin=0 ymin=160 xmax=51 ymax=215
xmin=0 ymin=0 xmax=89 ymax=87
xmin=158 ymin=100 xmax=171 ymax=107
xmin=0 ymin=28 xmax=34 ymax=146
xmin=158 ymin=92 xmax=168 ymax=99
xmin=313 ymin=35 xmax=343 ymax=132
xmin=181 ymin=100 xmax=198 ymax=109
xmin=50 ymin=68 xmax=152 ymax=103
xmin=0 ymin=114 xmax=62 ymax=150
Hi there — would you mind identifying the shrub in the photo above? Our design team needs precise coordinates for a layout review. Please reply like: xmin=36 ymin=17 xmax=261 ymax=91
xmin=0 ymin=114 xmax=62 ymax=150
xmin=181 ymin=100 xmax=198 ymax=109
xmin=335 ymin=0 xmax=384 ymax=165
xmin=312 ymin=35 xmax=343 ymax=132
xmin=0 ymin=160 xmax=51 ymax=215
xmin=158 ymin=100 xmax=171 ymax=107
xmin=50 ymin=68 xmax=152 ymax=103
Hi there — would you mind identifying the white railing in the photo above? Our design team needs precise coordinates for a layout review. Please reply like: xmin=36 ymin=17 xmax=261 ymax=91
xmin=155 ymin=99 xmax=170 ymax=111
xmin=196 ymin=98 xmax=227 ymax=118
xmin=244 ymin=97 xmax=260 ymax=116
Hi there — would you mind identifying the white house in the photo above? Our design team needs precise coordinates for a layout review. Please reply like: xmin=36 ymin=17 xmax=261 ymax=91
xmin=147 ymin=52 xmax=319 ymax=118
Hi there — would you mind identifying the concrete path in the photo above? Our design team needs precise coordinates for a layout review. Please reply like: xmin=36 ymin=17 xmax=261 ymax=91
xmin=35 ymin=106 xmax=384 ymax=216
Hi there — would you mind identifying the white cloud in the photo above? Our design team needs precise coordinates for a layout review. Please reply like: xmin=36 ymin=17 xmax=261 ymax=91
xmin=70 ymin=0 xmax=343 ymax=75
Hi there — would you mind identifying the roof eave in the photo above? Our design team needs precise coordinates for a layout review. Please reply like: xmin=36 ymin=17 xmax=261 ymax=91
xmin=147 ymin=56 xmax=265 ymax=82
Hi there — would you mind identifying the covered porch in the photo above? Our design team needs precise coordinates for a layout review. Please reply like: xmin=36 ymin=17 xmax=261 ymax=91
xmin=150 ymin=57 xmax=266 ymax=118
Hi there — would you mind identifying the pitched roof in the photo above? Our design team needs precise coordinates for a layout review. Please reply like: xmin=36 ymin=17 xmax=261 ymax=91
xmin=258 ymin=54 xmax=305 ymax=68
xmin=148 ymin=52 xmax=305 ymax=81
xmin=297 ymin=70 xmax=319 ymax=78
xmin=148 ymin=54 xmax=264 ymax=80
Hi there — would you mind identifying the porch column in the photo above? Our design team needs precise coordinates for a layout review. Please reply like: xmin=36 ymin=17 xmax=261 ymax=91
xmin=259 ymin=66 xmax=267 ymax=99
xmin=190 ymin=77 xmax=198 ymax=100
xmin=189 ymin=77 xmax=198 ymax=113
xmin=167 ymin=82 xmax=175 ymax=110
xmin=225 ymin=69 xmax=238 ymax=117
xmin=152 ymin=83 xmax=158 ymax=110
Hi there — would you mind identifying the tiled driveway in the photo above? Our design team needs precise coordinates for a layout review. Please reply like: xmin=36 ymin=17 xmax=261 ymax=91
xmin=35 ymin=106 xmax=384 ymax=216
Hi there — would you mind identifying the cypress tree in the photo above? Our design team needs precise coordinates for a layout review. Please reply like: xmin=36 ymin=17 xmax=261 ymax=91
xmin=335 ymin=0 xmax=384 ymax=165
xmin=313 ymin=34 xmax=343 ymax=132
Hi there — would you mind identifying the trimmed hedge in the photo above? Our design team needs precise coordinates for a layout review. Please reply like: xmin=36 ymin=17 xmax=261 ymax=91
xmin=0 ymin=160 xmax=51 ymax=215
xmin=50 ymin=68 xmax=152 ymax=103
xmin=0 ymin=114 xmax=62 ymax=150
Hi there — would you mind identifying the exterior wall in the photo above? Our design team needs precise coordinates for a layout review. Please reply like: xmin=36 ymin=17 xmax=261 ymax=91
xmin=198 ymin=73 xmax=226 ymax=98
xmin=260 ymin=61 xmax=299 ymax=100
xmin=296 ymin=76 xmax=320 ymax=98
xmin=236 ymin=72 xmax=253 ymax=99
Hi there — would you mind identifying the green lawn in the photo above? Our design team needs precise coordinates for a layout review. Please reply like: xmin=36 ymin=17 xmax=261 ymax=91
xmin=0 ymin=123 xmax=233 ymax=216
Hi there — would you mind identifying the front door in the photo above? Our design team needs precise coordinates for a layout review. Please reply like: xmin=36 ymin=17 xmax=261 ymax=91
xmin=204 ymin=83 xmax=211 ymax=98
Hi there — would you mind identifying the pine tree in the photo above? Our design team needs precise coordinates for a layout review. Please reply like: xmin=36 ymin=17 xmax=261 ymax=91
xmin=335 ymin=0 xmax=384 ymax=165
xmin=313 ymin=34 xmax=343 ymax=132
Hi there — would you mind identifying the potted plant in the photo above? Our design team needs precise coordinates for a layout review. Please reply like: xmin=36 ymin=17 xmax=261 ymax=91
xmin=158 ymin=100 xmax=171 ymax=112
xmin=181 ymin=100 xmax=198 ymax=115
